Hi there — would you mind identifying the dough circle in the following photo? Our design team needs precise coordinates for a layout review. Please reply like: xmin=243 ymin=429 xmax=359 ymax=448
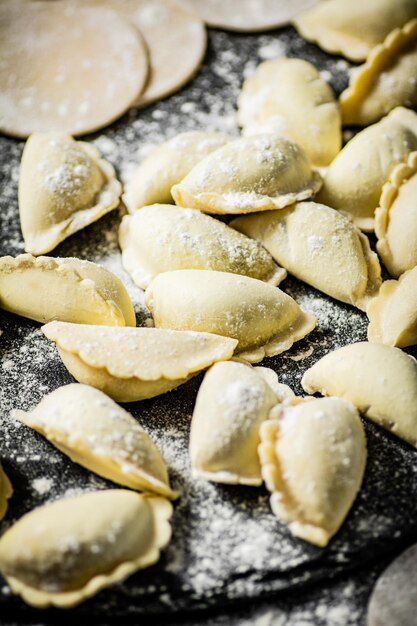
xmin=0 ymin=2 xmax=149 ymax=138
xmin=176 ymin=0 xmax=319 ymax=32
xmin=92 ymin=0 xmax=207 ymax=106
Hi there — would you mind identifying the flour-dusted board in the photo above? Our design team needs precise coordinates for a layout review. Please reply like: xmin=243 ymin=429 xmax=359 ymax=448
xmin=1 ymin=26 xmax=417 ymax=624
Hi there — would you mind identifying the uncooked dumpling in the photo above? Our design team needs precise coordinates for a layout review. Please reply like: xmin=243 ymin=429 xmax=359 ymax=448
xmin=0 ymin=2 xmax=148 ymax=137
xmin=367 ymin=266 xmax=417 ymax=348
xmin=190 ymin=361 xmax=294 ymax=485
xmin=231 ymin=201 xmax=381 ymax=311
xmin=19 ymin=133 xmax=121 ymax=255
xmin=294 ymin=0 xmax=417 ymax=62
xmin=145 ymin=270 xmax=316 ymax=363
xmin=0 ymin=254 xmax=136 ymax=326
xmin=119 ymin=204 xmax=286 ymax=289
xmin=237 ymin=58 xmax=341 ymax=167
xmin=0 ymin=490 xmax=172 ymax=608
xmin=42 ymin=321 xmax=238 ymax=402
xmin=317 ymin=107 xmax=417 ymax=231
xmin=171 ymin=135 xmax=322 ymax=215
xmin=340 ymin=20 xmax=417 ymax=126
xmin=0 ymin=464 xmax=12 ymax=521
xmin=15 ymin=384 xmax=178 ymax=499
xmin=302 ymin=342 xmax=417 ymax=447
xmin=375 ymin=151 xmax=417 ymax=277
xmin=123 ymin=132 xmax=231 ymax=212
xmin=259 ymin=396 xmax=366 ymax=547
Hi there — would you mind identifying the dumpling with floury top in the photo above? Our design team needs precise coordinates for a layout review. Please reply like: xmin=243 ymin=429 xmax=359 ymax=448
xmin=237 ymin=58 xmax=341 ymax=167
xmin=171 ymin=135 xmax=322 ymax=215
xmin=0 ymin=490 xmax=172 ymax=608
xmin=18 ymin=132 xmax=121 ymax=255
xmin=302 ymin=342 xmax=417 ymax=447
xmin=119 ymin=204 xmax=286 ymax=289
xmin=259 ymin=396 xmax=366 ymax=547
xmin=0 ymin=254 xmax=136 ymax=327
xmin=340 ymin=20 xmax=417 ymax=126
xmin=14 ymin=384 xmax=178 ymax=500
xmin=231 ymin=201 xmax=381 ymax=311
xmin=122 ymin=131 xmax=231 ymax=213
xmin=190 ymin=361 xmax=295 ymax=485
xmin=41 ymin=321 xmax=238 ymax=402
xmin=145 ymin=270 xmax=316 ymax=363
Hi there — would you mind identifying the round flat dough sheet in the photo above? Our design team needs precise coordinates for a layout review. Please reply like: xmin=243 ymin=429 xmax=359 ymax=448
xmin=0 ymin=1 xmax=149 ymax=138
xmin=89 ymin=0 xmax=207 ymax=106
xmin=176 ymin=0 xmax=320 ymax=32
xmin=367 ymin=543 xmax=417 ymax=626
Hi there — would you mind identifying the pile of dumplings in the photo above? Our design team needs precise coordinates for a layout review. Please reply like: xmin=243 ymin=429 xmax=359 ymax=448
xmin=1 ymin=0 xmax=417 ymax=611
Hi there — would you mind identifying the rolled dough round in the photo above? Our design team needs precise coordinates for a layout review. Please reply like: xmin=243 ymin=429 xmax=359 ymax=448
xmin=176 ymin=0 xmax=319 ymax=32
xmin=368 ymin=543 xmax=417 ymax=626
xmin=0 ymin=2 xmax=149 ymax=138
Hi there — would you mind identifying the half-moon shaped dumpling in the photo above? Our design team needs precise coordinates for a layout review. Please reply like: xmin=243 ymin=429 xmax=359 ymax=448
xmin=0 ymin=254 xmax=136 ymax=326
xmin=171 ymin=135 xmax=322 ymax=215
xmin=231 ymin=201 xmax=381 ymax=311
xmin=119 ymin=204 xmax=286 ymax=289
xmin=375 ymin=151 xmax=417 ymax=277
xmin=302 ymin=342 xmax=417 ymax=447
xmin=367 ymin=266 xmax=417 ymax=348
xmin=237 ymin=58 xmax=341 ymax=167
xmin=259 ymin=396 xmax=366 ymax=546
xmin=317 ymin=107 xmax=417 ymax=231
xmin=190 ymin=361 xmax=294 ymax=485
xmin=145 ymin=270 xmax=316 ymax=363
xmin=14 ymin=384 xmax=178 ymax=500
xmin=293 ymin=0 xmax=417 ymax=62
xmin=0 ymin=464 xmax=12 ymax=521
xmin=123 ymin=131 xmax=231 ymax=213
xmin=340 ymin=20 xmax=417 ymax=126
xmin=19 ymin=132 xmax=122 ymax=255
xmin=41 ymin=321 xmax=238 ymax=402
xmin=0 ymin=490 xmax=172 ymax=608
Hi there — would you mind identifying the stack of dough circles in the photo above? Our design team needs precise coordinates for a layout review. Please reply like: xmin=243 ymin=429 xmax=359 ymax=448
xmin=176 ymin=0 xmax=319 ymax=32
xmin=0 ymin=2 xmax=149 ymax=137
xmin=84 ymin=0 xmax=207 ymax=106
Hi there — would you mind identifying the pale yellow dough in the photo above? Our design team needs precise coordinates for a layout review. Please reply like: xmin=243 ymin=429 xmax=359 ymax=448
xmin=0 ymin=254 xmax=136 ymax=327
xmin=190 ymin=361 xmax=294 ymax=486
xmin=15 ymin=384 xmax=178 ymax=499
xmin=231 ymin=202 xmax=381 ymax=311
xmin=145 ymin=270 xmax=316 ymax=363
xmin=302 ymin=342 xmax=417 ymax=447
xmin=237 ymin=58 xmax=341 ymax=167
xmin=119 ymin=204 xmax=286 ymax=289
xmin=294 ymin=0 xmax=417 ymax=62
xmin=42 ymin=321 xmax=238 ymax=402
xmin=375 ymin=151 xmax=417 ymax=277
xmin=177 ymin=0 xmax=319 ymax=32
xmin=18 ymin=133 xmax=122 ymax=256
xmin=0 ymin=464 xmax=12 ymax=521
xmin=317 ymin=107 xmax=417 ymax=231
xmin=340 ymin=20 xmax=417 ymax=126
xmin=367 ymin=267 xmax=417 ymax=348
xmin=123 ymin=131 xmax=231 ymax=212
xmin=85 ymin=0 xmax=206 ymax=106
xmin=259 ymin=397 xmax=366 ymax=547
xmin=171 ymin=135 xmax=322 ymax=215
xmin=0 ymin=490 xmax=172 ymax=608
xmin=0 ymin=2 xmax=148 ymax=137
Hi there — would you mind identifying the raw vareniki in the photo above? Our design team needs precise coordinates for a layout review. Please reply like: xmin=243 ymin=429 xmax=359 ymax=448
xmin=42 ymin=321 xmax=238 ymax=402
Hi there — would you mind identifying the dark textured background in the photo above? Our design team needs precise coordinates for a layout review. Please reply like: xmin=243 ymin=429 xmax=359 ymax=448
xmin=1 ymin=23 xmax=416 ymax=626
